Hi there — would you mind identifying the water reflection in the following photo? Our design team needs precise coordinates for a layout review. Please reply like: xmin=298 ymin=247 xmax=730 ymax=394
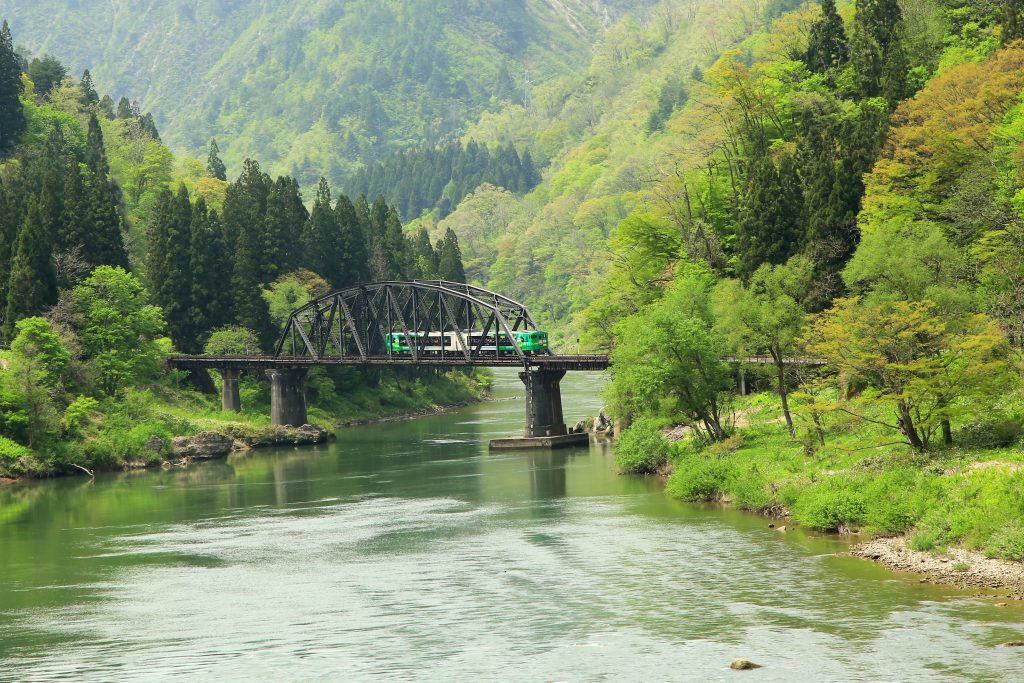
xmin=3 ymin=370 xmax=1024 ymax=682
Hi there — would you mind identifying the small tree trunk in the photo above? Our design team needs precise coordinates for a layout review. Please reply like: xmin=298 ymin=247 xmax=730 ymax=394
xmin=812 ymin=411 xmax=825 ymax=446
xmin=898 ymin=401 xmax=925 ymax=450
xmin=942 ymin=419 xmax=952 ymax=446
xmin=771 ymin=348 xmax=795 ymax=439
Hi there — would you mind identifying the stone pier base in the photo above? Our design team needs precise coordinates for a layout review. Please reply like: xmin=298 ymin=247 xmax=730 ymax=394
xmin=267 ymin=368 xmax=308 ymax=427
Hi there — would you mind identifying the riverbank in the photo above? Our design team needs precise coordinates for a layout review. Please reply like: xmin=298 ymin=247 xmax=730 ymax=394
xmin=619 ymin=391 xmax=1024 ymax=586
xmin=0 ymin=369 xmax=491 ymax=482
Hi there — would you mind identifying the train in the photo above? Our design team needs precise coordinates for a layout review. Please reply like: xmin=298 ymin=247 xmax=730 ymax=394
xmin=385 ymin=330 xmax=549 ymax=355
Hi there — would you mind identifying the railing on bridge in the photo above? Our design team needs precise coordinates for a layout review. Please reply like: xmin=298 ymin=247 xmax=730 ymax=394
xmin=275 ymin=280 xmax=551 ymax=364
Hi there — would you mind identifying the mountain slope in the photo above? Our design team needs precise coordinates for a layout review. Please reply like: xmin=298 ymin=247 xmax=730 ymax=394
xmin=0 ymin=0 xmax=654 ymax=186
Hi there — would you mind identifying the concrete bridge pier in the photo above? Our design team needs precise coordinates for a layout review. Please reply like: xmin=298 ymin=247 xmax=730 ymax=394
xmin=220 ymin=369 xmax=242 ymax=412
xmin=267 ymin=368 xmax=308 ymax=427
xmin=521 ymin=368 xmax=568 ymax=438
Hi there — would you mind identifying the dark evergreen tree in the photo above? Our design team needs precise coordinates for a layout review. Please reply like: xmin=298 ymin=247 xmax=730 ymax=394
xmin=98 ymin=94 xmax=115 ymax=119
xmin=189 ymin=200 xmax=232 ymax=349
xmin=206 ymin=138 xmax=227 ymax=181
xmin=0 ymin=180 xmax=16 ymax=316
xmin=0 ymin=21 xmax=26 ymax=154
xmin=85 ymin=113 xmax=109 ymax=176
xmin=300 ymin=178 xmax=347 ymax=287
xmin=850 ymin=0 xmax=909 ymax=105
xmin=383 ymin=206 xmax=408 ymax=279
xmin=116 ymin=96 xmax=133 ymax=119
xmin=81 ymin=168 xmax=129 ymax=269
xmin=1004 ymin=0 xmax=1024 ymax=43
xmin=221 ymin=159 xmax=271 ymax=255
xmin=79 ymin=69 xmax=99 ymax=105
xmin=146 ymin=187 xmax=194 ymax=350
xmin=411 ymin=227 xmax=439 ymax=278
xmin=27 ymin=55 xmax=66 ymax=98
xmin=264 ymin=176 xmax=308 ymax=279
xmin=230 ymin=210 xmax=275 ymax=350
xmin=4 ymin=197 xmax=58 ymax=339
xmin=735 ymin=154 xmax=804 ymax=280
xmin=139 ymin=112 xmax=160 ymax=141
xmin=436 ymin=228 xmax=466 ymax=283
xmin=805 ymin=0 xmax=849 ymax=73
xmin=335 ymin=193 xmax=368 ymax=287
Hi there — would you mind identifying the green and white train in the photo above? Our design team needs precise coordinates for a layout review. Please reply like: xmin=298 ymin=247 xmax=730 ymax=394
xmin=385 ymin=330 xmax=549 ymax=355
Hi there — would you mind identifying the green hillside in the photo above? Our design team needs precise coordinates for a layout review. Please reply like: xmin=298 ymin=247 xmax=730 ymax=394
xmin=0 ymin=0 xmax=653 ymax=187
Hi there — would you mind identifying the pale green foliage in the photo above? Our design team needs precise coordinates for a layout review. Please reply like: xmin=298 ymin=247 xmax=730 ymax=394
xmin=70 ymin=266 xmax=167 ymax=395
xmin=608 ymin=265 xmax=733 ymax=442
xmin=263 ymin=278 xmax=313 ymax=330
xmin=63 ymin=395 xmax=100 ymax=437
xmin=10 ymin=317 xmax=71 ymax=390
xmin=614 ymin=417 xmax=670 ymax=474
xmin=204 ymin=326 xmax=262 ymax=356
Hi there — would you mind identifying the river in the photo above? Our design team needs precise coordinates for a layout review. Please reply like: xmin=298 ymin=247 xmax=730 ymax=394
xmin=1 ymin=369 xmax=1023 ymax=682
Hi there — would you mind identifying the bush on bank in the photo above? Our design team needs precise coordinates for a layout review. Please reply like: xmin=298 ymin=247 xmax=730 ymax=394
xmin=623 ymin=391 xmax=1024 ymax=561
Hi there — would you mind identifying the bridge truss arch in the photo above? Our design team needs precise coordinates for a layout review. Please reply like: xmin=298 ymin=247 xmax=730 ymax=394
xmin=274 ymin=280 xmax=547 ymax=364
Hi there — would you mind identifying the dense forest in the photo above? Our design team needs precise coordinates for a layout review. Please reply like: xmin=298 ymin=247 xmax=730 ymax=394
xmin=0 ymin=0 xmax=654 ymax=189
xmin=0 ymin=20 xmax=471 ymax=477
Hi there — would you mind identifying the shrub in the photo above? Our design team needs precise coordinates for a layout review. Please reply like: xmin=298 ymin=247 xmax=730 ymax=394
xmin=0 ymin=435 xmax=32 ymax=462
xmin=204 ymin=326 xmax=262 ymax=356
xmin=985 ymin=521 xmax=1024 ymax=561
xmin=791 ymin=476 xmax=867 ymax=531
xmin=955 ymin=419 xmax=1022 ymax=449
xmin=614 ymin=418 xmax=670 ymax=474
xmin=666 ymin=454 xmax=733 ymax=501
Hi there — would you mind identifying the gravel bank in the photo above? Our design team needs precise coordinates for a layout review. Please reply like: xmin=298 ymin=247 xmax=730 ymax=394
xmin=853 ymin=537 xmax=1024 ymax=599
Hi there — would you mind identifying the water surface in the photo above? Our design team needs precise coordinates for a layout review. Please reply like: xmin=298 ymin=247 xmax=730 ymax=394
xmin=2 ymin=370 xmax=1023 ymax=682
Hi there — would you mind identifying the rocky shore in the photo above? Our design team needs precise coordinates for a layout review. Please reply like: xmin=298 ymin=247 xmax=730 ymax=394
xmin=853 ymin=537 xmax=1024 ymax=600
xmin=162 ymin=424 xmax=333 ymax=467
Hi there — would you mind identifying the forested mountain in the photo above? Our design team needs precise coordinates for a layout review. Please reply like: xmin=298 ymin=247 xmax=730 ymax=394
xmin=0 ymin=0 xmax=655 ymax=188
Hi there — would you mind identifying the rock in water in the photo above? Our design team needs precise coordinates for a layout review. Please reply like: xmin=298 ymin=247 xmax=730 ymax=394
xmin=294 ymin=424 xmax=330 ymax=444
xmin=730 ymin=659 xmax=762 ymax=670
xmin=171 ymin=432 xmax=235 ymax=460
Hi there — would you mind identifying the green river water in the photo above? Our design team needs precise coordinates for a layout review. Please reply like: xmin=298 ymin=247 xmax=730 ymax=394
xmin=2 ymin=369 xmax=1024 ymax=682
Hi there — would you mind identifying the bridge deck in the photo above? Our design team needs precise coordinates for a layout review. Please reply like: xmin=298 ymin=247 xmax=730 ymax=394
xmin=168 ymin=354 xmax=612 ymax=372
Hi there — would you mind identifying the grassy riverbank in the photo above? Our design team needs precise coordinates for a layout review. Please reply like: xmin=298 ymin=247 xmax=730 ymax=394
xmin=0 ymin=368 xmax=490 ymax=480
xmin=618 ymin=391 xmax=1024 ymax=563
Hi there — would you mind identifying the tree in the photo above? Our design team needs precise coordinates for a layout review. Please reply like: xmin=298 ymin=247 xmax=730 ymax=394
xmin=204 ymin=326 xmax=261 ymax=356
xmin=849 ymin=0 xmax=909 ymax=105
xmin=85 ymin=113 xmax=109 ymax=176
xmin=334 ymin=194 xmax=367 ymax=287
xmin=0 ymin=21 xmax=26 ymax=154
xmin=802 ymin=298 xmax=1012 ymax=449
xmin=231 ymin=208 xmax=275 ymax=350
xmin=146 ymin=187 xmax=193 ymax=350
xmin=714 ymin=257 xmax=814 ymax=438
xmin=206 ymin=138 xmax=227 ymax=181
xmin=1004 ymin=0 xmax=1024 ymax=43
xmin=5 ymin=197 xmax=58 ymax=339
xmin=300 ymin=178 xmax=346 ymax=288
xmin=608 ymin=266 xmax=733 ymax=442
xmin=735 ymin=154 xmax=804 ymax=280
xmin=70 ymin=266 xmax=166 ymax=395
xmin=27 ymin=55 xmax=67 ymax=98
xmin=10 ymin=317 xmax=71 ymax=390
xmin=4 ymin=317 xmax=70 ymax=447
xmin=436 ymin=228 xmax=466 ymax=282
xmin=79 ymin=69 xmax=99 ymax=105
xmin=188 ymin=200 xmax=232 ymax=349
xmin=805 ymin=0 xmax=849 ymax=73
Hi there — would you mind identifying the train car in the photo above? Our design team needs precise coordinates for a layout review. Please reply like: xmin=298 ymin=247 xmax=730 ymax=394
xmin=385 ymin=330 xmax=549 ymax=355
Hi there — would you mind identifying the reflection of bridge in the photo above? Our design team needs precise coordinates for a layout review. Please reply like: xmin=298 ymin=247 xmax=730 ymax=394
xmin=169 ymin=281 xmax=609 ymax=441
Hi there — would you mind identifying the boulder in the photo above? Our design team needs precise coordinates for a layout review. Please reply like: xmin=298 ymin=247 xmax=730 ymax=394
xmin=730 ymin=659 xmax=762 ymax=670
xmin=145 ymin=435 xmax=166 ymax=453
xmin=171 ymin=432 xmax=234 ymax=460
xmin=293 ymin=423 xmax=331 ymax=445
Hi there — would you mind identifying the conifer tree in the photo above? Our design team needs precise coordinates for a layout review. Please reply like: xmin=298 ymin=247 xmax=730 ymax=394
xmin=206 ymin=138 xmax=227 ymax=181
xmin=0 ymin=21 xmax=26 ymax=155
xmin=850 ymin=0 xmax=909 ymax=105
xmin=335 ymin=193 xmax=368 ymax=287
xmin=82 ymin=168 xmax=129 ymax=269
xmin=412 ymin=228 xmax=439 ymax=278
xmin=116 ymin=97 xmax=133 ymax=119
xmin=146 ymin=187 xmax=194 ymax=350
xmin=79 ymin=69 xmax=99 ymax=105
xmin=437 ymin=228 xmax=466 ymax=283
xmin=221 ymin=159 xmax=270 ymax=255
xmin=300 ymin=178 xmax=346 ymax=287
xmin=85 ymin=113 xmax=109 ymax=176
xmin=264 ymin=176 xmax=307 ymax=279
xmin=805 ymin=0 xmax=849 ymax=73
xmin=735 ymin=154 xmax=804 ymax=280
xmin=1004 ymin=0 xmax=1024 ymax=43
xmin=0 ymin=181 xmax=16 ymax=316
xmin=230 ymin=212 xmax=275 ymax=350
xmin=188 ymin=200 xmax=232 ymax=348
xmin=4 ymin=197 xmax=58 ymax=339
